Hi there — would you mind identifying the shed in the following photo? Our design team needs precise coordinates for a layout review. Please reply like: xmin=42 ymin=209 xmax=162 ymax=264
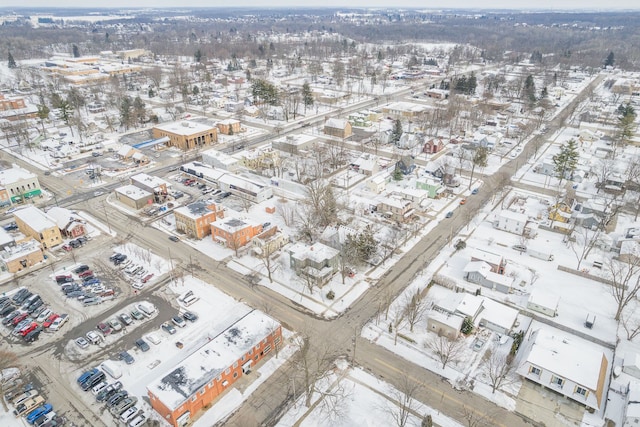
xmin=526 ymin=289 xmax=560 ymax=317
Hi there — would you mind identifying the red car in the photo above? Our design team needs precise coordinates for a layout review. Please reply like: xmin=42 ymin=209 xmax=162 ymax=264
xmin=20 ymin=322 xmax=38 ymax=337
xmin=62 ymin=245 xmax=73 ymax=252
xmin=12 ymin=312 xmax=29 ymax=326
xmin=141 ymin=274 xmax=154 ymax=284
xmin=79 ymin=270 xmax=93 ymax=278
xmin=97 ymin=322 xmax=112 ymax=336
xmin=43 ymin=313 xmax=60 ymax=328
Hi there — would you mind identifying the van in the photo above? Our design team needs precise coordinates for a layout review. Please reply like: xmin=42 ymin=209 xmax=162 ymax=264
xmin=136 ymin=302 xmax=156 ymax=317
xmin=12 ymin=390 xmax=39 ymax=406
xmin=14 ymin=396 xmax=45 ymax=416
xmin=101 ymin=360 xmax=123 ymax=380
xmin=81 ymin=372 xmax=106 ymax=391
xmin=182 ymin=295 xmax=198 ymax=307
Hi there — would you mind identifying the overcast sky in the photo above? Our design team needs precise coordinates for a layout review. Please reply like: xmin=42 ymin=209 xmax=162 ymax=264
xmin=5 ymin=1 xmax=640 ymax=10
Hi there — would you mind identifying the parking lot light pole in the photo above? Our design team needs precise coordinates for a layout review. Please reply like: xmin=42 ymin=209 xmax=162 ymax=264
xmin=101 ymin=201 xmax=112 ymax=234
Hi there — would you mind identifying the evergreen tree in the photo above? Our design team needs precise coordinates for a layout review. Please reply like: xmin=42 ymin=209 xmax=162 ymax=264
xmin=391 ymin=119 xmax=403 ymax=144
xmin=194 ymin=49 xmax=202 ymax=63
xmin=72 ymin=44 xmax=80 ymax=58
xmin=7 ymin=51 xmax=16 ymax=68
xmin=301 ymin=82 xmax=314 ymax=113
xmin=461 ymin=317 xmax=474 ymax=335
xmin=523 ymin=75 xmax=536 ymax=104
xmin=552 ymin=139 xmax=579 ymax=184
xmin=132 ymin=96 xmax=146 ymax=125
xmin=36 ymin=104 xmax=50 ymax=134
xmin=119 ymin=96 xmax=133 ymax=130
xmin=604 ymin=51 xmax=615 ymax=67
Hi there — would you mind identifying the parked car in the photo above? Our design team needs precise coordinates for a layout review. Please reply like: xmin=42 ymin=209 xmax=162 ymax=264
xmin=61 ymin=245 xmax=73 ymax=252
xmin=96 ymin=382 xmax=122 ymax=402
xmin=73 ymin=265 xmax=90 ymax=274
xmin=0 ymin=305 xmax=16 ymax=317
xmin=55 ymin=275 xmax=72 ymax=284
xmin=97 ymin=322 xmax=112 ymax=336
xmin=26 ymin=403 xmax=53 ymax=425
xmin=107 ymin=391 xmax=128 ymax=408
xmin=161 ymin=322 xmax=176 ymax=335
xmin=445 ymin=211 xmax=454 ymax=218
xmin=118 ymin=351 xmax=135 ymax=365
xmin=78 ymin=270 xmax=93 ymax=278
xmin=48 ymin=314 xmax=68 ymax=331
xmin=77 ymin=368 xmax=99 ymax=384
xmin=171 ymin=315 xmax=186 ymax=328
xmin=42 ymin=314 xmax=59 ymax=328
xmin=110 ymin=396 xmax=137 ymax=416
xmin=135 ymin=339 xmax=150 ymax=352
xmin=75 ymin=337 xmax=89 ymax=349
xmin=141 ymin=273 xmax=154 ymax=283
xmin=24 ymin=326 xmax=43 ymax=343
xmin=86 ymin=331 xmax=102 ymax=345
xmin=20 ymin=322 xmax=39 ymax=337
xmin=108 ymin=319 xmax=123 ymax=332
xmin=35 ymin=309 xmax=52 ymax=323
xmin=130 ymin=310 xmax=144 ymax=321
xmin=169 ymin=236 xmax=180 ymax=242
xmin=12 ymin=312 xmax=29 ymax=326
xmin=128 ymin=414 xmax=146 ymax=427
xmin=119 ymin=406 xmax=138 ymax=423
xmin=80 ymin=371 xmax=105 ymax=391
xmin=118 ymin=313 xmax=133 ymax=326
xmin=3 ymin=311 xmax=22 ymax=325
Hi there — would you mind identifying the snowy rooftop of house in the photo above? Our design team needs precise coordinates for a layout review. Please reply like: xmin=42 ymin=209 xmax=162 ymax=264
xmin=131 ymin=173 xmax=169 ymax=190
xmin=147 ymin=310 xmax=279 ymax=411
xmin=154 ymin=120 xmax=216 ymax=136
xmin=479 ymin=297 xmax=518 ymax=330
xmin=288 ymin=242 xmax=339 ymax=263
xmin=325 ymin=118 xmax=349 ymax=129
xmin=527 ymin=288 xmax=560 ymax=309
xmin=13 ymin=206 xmax=56 ymax=232
xmin=218 ymin=118 xmax=240 ymax=125
xmin=201 ymin=149 xmax=239 ymax=166
xmin=379 ymin=195 xmax=411 ymax=210
xmin=175 ymin=202 xmax=216 ymax=220
xmin=395 ymin=187 xmax=429 ymax=199
xmin=428 ymin=309 xmax=464 ymax=330
xmin=0 ymin=227 xmax=14 ymax=247
xmin=117 ymin=145 xmax=134 ymax=156
xmin=464 ymin=261 xmax=513 ymax=287
xmin=273 ymin=133 xmax=316 ymax=146
xmin=370 ymin=174 xmax=387 ymax=185
xmin=523 ymin=328 xmax=607 ymax=391
xmin=0 ymin=164 xmax=37 ymax=185
xmin=46 ymin=206 xmax=82 ymax=230
xmin=470 ymin=249 xmax=503 ymax=266
xmin=499 ymin=209 xmax=528 ymax=222
xmin=115 ymin=184 xmax=152 ymax=199
xmin=218 ymin=173 xmax=267 ymax=193
xmin=456 ymin=294 xmax=484 ymax=318
xmin=1 ymin=238 xmax=41 ymax=262
xmin=352 ymin=154 xmax=378 ymax=171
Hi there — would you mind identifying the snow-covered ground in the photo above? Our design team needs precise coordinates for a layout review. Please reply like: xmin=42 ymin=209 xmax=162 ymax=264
xmin=277 ymin=361 xmax=463 ymax=427
xmin=67 ymin=275 xmax=296 ymax=427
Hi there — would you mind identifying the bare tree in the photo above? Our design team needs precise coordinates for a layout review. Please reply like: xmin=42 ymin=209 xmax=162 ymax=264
xmin=382 ymin=374 xmax=423 ymax=427
xmin=461 ymin=405 xmax=493 ymax=427
xmin=568 ymin=224 xmax=601 ymax=270
xmin=482 ymin=350 xmax=515 ymax=393
xmin=258 ymin=243 xmax=279 ymax=284
xmin=605 ymin=257 xmax=640 ymax=321
xmin=292 ymin=331 xmax=342 ymax=408
xmin=402 ymin=288 xmax=429 ymax=333
xmin=426 ymin=335 xmax=465 ymax=369
xmin=621 ymin=311 xmax=640 ymax=341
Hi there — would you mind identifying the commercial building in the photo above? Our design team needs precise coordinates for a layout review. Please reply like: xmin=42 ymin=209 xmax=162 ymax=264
xmin=152 ymin=121 xmax=218 ymax=151
xmin=13 ymin=206 xmax=62 ymax=249
xmin=114 ymin=185 xmax=154 ymax=210
xmin=0 ymin=165 xmax=42 ymax=205
xmin=130 ymin=173 xmax=170 ymax=203
xmin=147 ymin=310 xmax=282 ymax=427
xmin=1 ymin=238 xmax=44 ymax=273
xmin=174 ymin=202 xmax=224 ymax=239
xmin=211 ymin=216 xmax=263 ymax=250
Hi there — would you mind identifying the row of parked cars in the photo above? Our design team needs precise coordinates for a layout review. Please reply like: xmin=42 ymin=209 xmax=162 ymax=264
xmin=76 ymin=368 xmax=146 ymax=427
xmin=55 ymin=264 xmax=115 ymax=306
xmin=1 ymin=288 xmax=66 ymax=342
xmin=61 ymin=236 xmax=88 ymax=252
xmin=5 ymin=382 xmax=63 ymax=426
xmin=110 ymin=252 xmax=154 ymax=290
xmin=74 ymin=304 xmax=154 ymax=350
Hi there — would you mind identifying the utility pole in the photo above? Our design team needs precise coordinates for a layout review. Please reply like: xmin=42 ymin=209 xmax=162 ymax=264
xmin=101 ymin=201 xmax=111 ymax=234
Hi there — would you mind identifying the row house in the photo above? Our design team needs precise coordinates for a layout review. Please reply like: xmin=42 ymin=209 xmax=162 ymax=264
xmin=378 ymin=196 xmax=415 ymax=223
xmin=174 ymin=202 xmax=224 ymax=240
xmin=211 ymin=216 xmax=263 ymax=250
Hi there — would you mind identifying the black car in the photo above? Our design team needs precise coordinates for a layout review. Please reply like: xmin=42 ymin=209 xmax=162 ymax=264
xmin=118 ymin=351 xmax=135 ymax=365
xmin=27 ymin=300 xmax=44 ymax=313
xmin=0 ymin=306 xmax=16 ymax=317
xmin=107 ymin=390 xmax=128 ymax=407
xmin=135 ymin=339 xmax=150 ymax=352
xmin=11 ymin=289 xmax=28 ymax=303
xmin=55 ymin=276 xmax=73 ymax=284
xmin=77 ymin=236 xmax=88 ymax=244
xmin=24 ymin=326 xmax=43 ymax=343
xmin=2 ymin=311 xmax=21 ymax=325
xmin=74 ymin=265 xmax=90 ymax=274
xmin=182 ymin=311 xmax=198 ymax=322
xmin=81 ymin=371 xmax=105 ymax=391
xmin=13 ymin=290 xmax=32 ymax=304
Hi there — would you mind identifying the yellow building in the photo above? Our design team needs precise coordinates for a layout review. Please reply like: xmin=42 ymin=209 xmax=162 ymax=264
xmin=548 ymin=202 xmax=572 ymax=223
xmin=153 ymin=121 xmax=218 ymax=151
xmin=13 ymin=206 xmax=62 ymax=249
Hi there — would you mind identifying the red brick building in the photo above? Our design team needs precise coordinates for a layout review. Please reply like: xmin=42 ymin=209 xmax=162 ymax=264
xmin=147 ymin=311 xmax=282 ymax=427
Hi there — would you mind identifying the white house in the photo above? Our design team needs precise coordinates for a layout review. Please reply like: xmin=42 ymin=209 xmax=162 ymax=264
xmin=527 ymin=289 xmax=560 ymax=317
xmin=366 ymin=174 xmax=387 ymax=194
xmin=516 ymin=328 xmax=609 ymax=411
xmin=463 ymin=261 xmax=513 ymax=293
xmin=495 ymin=210 xmax=528 ymax=235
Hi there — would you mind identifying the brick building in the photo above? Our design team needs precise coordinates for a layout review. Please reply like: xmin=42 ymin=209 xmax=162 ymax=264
xmin=147 ymin=311 xmax=282 ymax=427
xmin=211 ymin=216 xmax=263 ymax=250
xmin=174 ymin=202 xmax=224 ymax=239
xmin=153 ymin=121 xmax=218 ymax=151
xmin=216 ymin=119 xmax=241 ymax=135
xmin=13 ymin=206 xmax=62 ymax=249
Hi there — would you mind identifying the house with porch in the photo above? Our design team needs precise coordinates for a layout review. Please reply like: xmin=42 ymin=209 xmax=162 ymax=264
xmin=287 ymin=242 xmax=339 ymax=287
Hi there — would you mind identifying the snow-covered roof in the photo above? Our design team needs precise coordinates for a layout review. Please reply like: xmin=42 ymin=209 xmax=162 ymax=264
xmin=288 ymin=242 xmax=339 ymax=264
xmin=182 ymin=161 xmax=227 ymax=182
xmin=0 ymin=164 xmax=37 ymax=185
xmin=0 ymin=227 xmax=14 ymax=247
xmin=428 ymin=310 xmax=464 ymax=330
xmin=147 ymin=310 xmax=279 ymax=411
xmin=218 ymin=173 xmax=267 ymax=194
xmin=499 ymin=209 xmax=528 ymax=223
xmin=115 ymin=184 xmax=152 ymax=200
xmin=0 ymin=238 xmax=41 ymax=262
xmin=464 ymin=261 xmax=513 ymax=288
xmin=45 ymin=206 xmax=82 ymax=230
xmin=479 ymin=297 xmax=518 ymax=330
xmin=13 ymin=206 xmax=56 ymax=232
xmin=131 ymin=173 xmax=169 ymax=190
xmin=527 ymin=288 xmax=560 ymax=310
xmin=470 ymin=249 xmax=503 ymax=266
xmin=212 ymin=216 xmax=260 ymax=234
xmin=521 ymin=328 xmax=607 ymax=391
xmin=117 ymin=145 xmax=134 ymax=157
xmin=175 ymin=201 xmax=216 ymax=220
xmin=325 ymin=118 xmax=349 ymax=129
xmin=201 ymin=149 xmax=239 ymax=166
xmin=456 ymin=294 xmax=484 ymax=318
xmin=154 ymin=120 xmax=216 ymax=136
xmin=273 ymin=133 xmax=316 ymax=147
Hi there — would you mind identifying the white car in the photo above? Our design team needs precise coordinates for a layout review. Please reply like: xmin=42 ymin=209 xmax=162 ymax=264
xmin=91 ymin=381 xmax=108 ymax=395
xmin=75 ymin=337 xmax=89 ymax=349
xmin=36 ymin=309 xmax=52 ymax=323
xmin=86 ymin=331 xmax=102 ymax=345
xmin=48 ymin=314 xmax=69 ymax=331
xmin=128 ymin=414 xmax=146 ymax=427
xmin=119 ymin=406 xmax=138 ymax=423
